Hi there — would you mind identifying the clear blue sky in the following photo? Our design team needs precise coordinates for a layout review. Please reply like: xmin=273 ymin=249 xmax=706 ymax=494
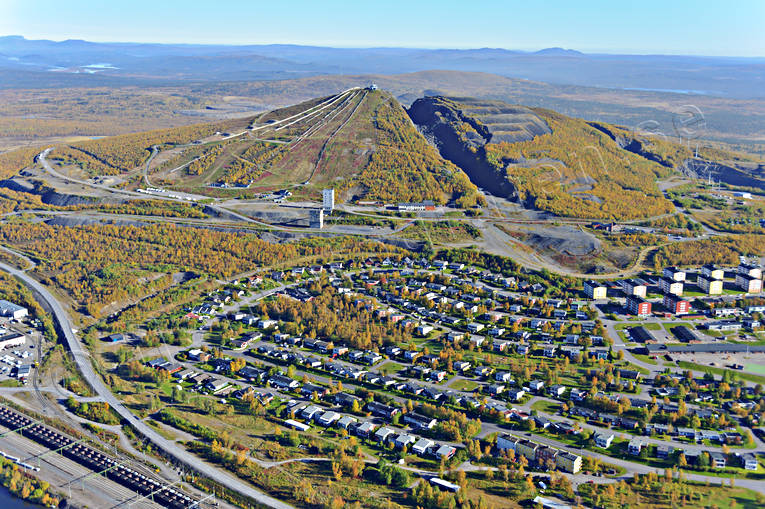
xmin=2 ymin=0 xmax=763 ymax=57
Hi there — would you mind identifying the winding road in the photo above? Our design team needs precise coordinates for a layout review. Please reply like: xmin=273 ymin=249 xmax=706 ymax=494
xmin=0 ymin=260 xmax=296 ymax=509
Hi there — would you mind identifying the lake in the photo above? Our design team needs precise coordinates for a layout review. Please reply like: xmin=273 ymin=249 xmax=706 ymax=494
xmin=0 ymin=486 xmax=38 ymax=508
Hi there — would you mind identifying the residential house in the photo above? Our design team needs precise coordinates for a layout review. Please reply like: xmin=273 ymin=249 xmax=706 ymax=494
xmin=697 ymin=274 xmax=723 ymax=295
xmin=434 ymin=444 xmax=456 ymax=459
xmin=496 ymin=434 xmax=520 ymax=453
xmin=659 ymin=277 xmax=684 ymax=296
xmin=467 ymin=322 xmax=485 ymax=333
xmin=739 ymin=263 xmax=763 ymax=279
xmin=204 ymin=377 xmax=228 ymax=393
xmin=269 ymin=374 xmax=299 ymax=390
xmin=528 ymin=380 xmax=545 ymax=392
xmin=742 ymin=453 xmax=758 ymax=471
xmin=474 ymin=366 xmax=492 ymax=377
xmin=301 ymin=405 xmax=323 ymax=421
xmin=301 ymin=383 xmax=329 ymax=399
xmin=663 ymin=267 xmax=686 ymax=282
xmin=594 ymin=433 xmax=614 ymax=448
xmin=337 ymin=415 xmax=357 ymax=430
xmin=487 ymin=384 xmax=505 ymax=395
xmin=374 ymin=426 xmax=396 ymax=443
xmin=493 ymin=340 xmax=509 ymax=352
xmin=317 ymin=411 xmax=341 ymax=427
xmin=701 ymin=264 xmax=725 ymax=280
xmin=413 ymin=438 xmax=435 ymax=455
xmin=516 ymin=440 xmax=539 ymax=461
xmin=736 ymin=273 xmax=762 ymax=293
xmin=355 ymin=421 xmax=376 ymax=438
xmin=453 ymin=361 xmax=471 ymax=372
xmin=621 ymin=279 xmax=647 ymax=297
xmin=628 ymin=439 xmax=644 ymax=456
xmin=710 ymin=451 xmax=727 ymax=469
xmin=366 ymin=401 xmax=399 ymax=419
xmin=403 ymin=413 xmax=437 ymax=430
xmin=556 ymin=452 xmax=582 ymax=474
xmin=626 ymin=295 xmax=652 ymax=316
xmin=584 ymin=280 xmax=607 ymax=299
xmin=187 ymin=349 xmax=210 ymax=362
xmin=394 ymin=434 xmax=416 ymax=450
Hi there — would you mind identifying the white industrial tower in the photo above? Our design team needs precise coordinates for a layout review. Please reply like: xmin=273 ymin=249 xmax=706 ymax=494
xmin=322 ymin=188 xmax=335 ymax=213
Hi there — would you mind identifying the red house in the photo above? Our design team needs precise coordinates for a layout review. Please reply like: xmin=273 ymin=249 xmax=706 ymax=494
xmin=626 ymin=295 xmax=651 ymax=316
xmin=663 ymin=294 xmax=690 ymax=315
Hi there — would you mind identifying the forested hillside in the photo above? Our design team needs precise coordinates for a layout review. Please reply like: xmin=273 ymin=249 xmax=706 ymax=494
xmin=37 ymin=88 xmax=483 ymax=206
xmin=410 ymin=96 xmax=680 ymax=220
xmin=487 ymin=107 xmax=676 ymax=219
xmin=0 ymin=221 xmax=406 ymax=317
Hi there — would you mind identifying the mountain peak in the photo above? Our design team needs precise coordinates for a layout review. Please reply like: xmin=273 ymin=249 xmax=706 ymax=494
xmin=534 ymin=47 xmax=583 ymax=56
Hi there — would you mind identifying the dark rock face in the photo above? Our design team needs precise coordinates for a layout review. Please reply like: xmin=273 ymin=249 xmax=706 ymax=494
xmin=684 ymin=159 xmax=765 ymax=190
xmin=586 ymin=122 xmax=672 ymax=168
xmin=0 ymin=177 xmax=97 ymax=206
xmin=407 ymin=96 xmax=550 ymax=198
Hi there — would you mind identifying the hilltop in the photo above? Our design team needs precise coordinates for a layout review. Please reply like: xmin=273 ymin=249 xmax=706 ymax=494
xmin=35 ymin=88 xmax=483 ymax=207
xmin=409 ymin=96 xmax=765 ymax=222
xmin=409 ymin=95 xmax=681 ymax=220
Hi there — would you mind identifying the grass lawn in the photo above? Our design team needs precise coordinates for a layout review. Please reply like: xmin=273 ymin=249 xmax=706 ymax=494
xmin=632 ymin=353 xmax=660 ymax=366
xmin=744 ymin=363 xmax=765 ymax=376
xmin=676 ymin=361 xmax=765 ymax=384
xmin=531 ymin=399 xmax=560 ymax=414
xmin=377 ymin=361 xmax=404 ymax=376
xmin=621 ymin=361 xmax=651 ymax=376
xmin=662 ymin=321 xmax=693 ymax=332
xmin=449 ymin=379 xmax=479 ymax=391
xmin=579 ymin=478 xmax=765 ymax=509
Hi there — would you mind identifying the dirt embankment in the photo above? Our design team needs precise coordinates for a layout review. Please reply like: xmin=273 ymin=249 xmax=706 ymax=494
xmin=684 ymin=159 xmax=765 ymax=190
xmin=0 ymin=177 xmax=98 ymax=206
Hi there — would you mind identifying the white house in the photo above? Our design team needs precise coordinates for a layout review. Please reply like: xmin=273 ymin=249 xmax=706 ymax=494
xmin=594 ymin=433 xmax=614 ymax=448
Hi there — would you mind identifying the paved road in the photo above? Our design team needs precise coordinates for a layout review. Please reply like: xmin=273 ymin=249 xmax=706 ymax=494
xmin=0 ymin=261 xmax=296 ymax=509
xmin=37 ymin=148 xmax=295 ymax=233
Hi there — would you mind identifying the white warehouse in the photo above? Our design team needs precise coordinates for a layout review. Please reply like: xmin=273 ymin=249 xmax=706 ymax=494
xmin=0 ymin=333 xmax=25 ymax=350
xmin=0 ymin=300 xmax=28 ymax=320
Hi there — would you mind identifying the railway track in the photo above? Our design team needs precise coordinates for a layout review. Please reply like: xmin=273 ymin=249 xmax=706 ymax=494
xmin=0 ymin=404 xmax=197 ymax=508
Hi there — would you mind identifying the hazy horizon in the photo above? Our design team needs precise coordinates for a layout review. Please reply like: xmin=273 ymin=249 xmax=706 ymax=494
xmin=3 ymin=34 xmax=765 ymax=60
xmin=2 ymin=0 xmax=764 ymax=58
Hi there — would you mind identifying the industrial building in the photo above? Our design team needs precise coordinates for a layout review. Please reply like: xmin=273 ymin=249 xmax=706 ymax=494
xmin=309 ymin=208 xmax=324 ymax=229
xmin=670 ymin=325 xmax=699 ymax=343
xmin=322 ymin=188 xmax=335 ymax=213
xmin=628 ymin=326 xmax=655 ymax=343
xmin=397 ymin=200 xmax=435 ymax=212
xmin=0 ymin=300 xmax=28 ymax=320
xmin=0 ymin=332 xmax=25 ymax=350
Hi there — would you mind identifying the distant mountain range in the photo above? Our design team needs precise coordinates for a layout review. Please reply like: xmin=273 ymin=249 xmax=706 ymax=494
xmin=1 ymin=35 xmax=764 ymax=98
